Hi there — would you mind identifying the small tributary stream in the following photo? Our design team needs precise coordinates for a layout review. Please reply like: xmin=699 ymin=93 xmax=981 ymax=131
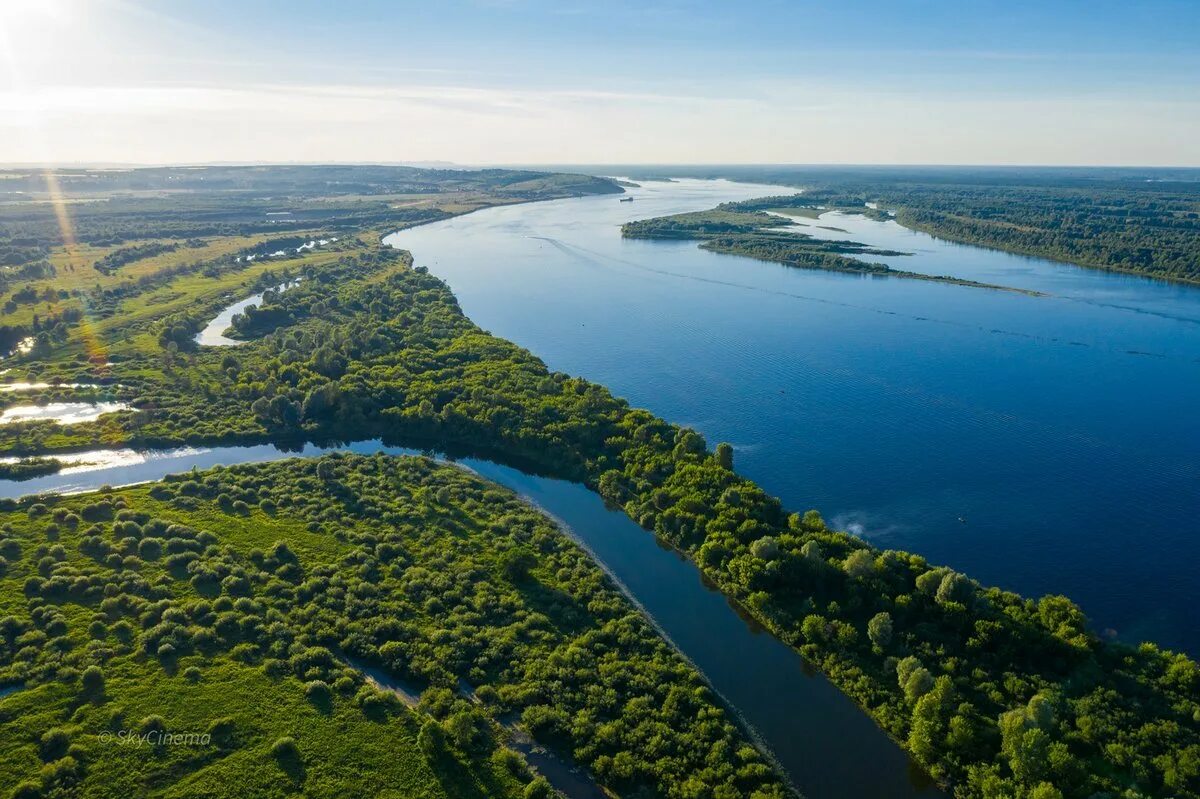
xmin=0 ymin=440 xmax=939 ymax=798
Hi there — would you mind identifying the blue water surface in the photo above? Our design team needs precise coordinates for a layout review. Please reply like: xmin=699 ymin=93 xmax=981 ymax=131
xmin=387 ymin=178 xmax=1200 ymax=654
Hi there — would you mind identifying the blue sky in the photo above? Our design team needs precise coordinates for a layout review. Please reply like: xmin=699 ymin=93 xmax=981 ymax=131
xmin=0 ymin=0 xmax=1197 ymax=164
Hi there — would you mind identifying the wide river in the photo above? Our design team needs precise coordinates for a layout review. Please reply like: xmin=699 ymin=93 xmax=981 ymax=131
xmin=387 ymin=179 xmax=1200 ymax=653
xmin=4 ymin=178 xmax=1198 ymax=798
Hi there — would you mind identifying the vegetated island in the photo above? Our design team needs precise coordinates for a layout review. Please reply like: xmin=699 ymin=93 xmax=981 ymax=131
xmin=620 ymin=202 xmax=1044 ymax=295
xmin=0 ymin=454 xmax=790 ymax=798
xmin=618 ymin=166 xmax=1200 ymax=285
xmin=0 ymin=456 xmax=62 ymax=481
xmin=0 ymin=165 xmax=1197 ymax=798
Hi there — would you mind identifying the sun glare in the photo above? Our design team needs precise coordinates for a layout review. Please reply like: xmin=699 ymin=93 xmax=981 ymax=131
xmin=0 ymin=0 xmax=81 ymax=77
xmin=0 ymin=0 xmax=73 ymax=27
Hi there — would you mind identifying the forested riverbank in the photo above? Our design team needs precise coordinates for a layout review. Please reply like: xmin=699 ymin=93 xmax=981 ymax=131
xmin=2 ymin=166 xmax=1198 ymax=797
xmin=1 ymin=232 xmax=1196 ymax=797
xmin=610 ymin=166 xmax=1200 ymax=284
xmin=0 ymin=454 xmax=789 ymax=797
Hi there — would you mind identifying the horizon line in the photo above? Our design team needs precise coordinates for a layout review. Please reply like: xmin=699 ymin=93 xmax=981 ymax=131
xmin=3 ymin=161 xmax=1200 ymax=171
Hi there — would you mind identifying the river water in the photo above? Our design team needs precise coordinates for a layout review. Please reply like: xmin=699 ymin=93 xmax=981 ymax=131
xmin=194 ymin=280 xmax=301 ymax=347
xmin=386 ymin=178 xmax=1200 ymax=655
xmin=0 ymin=439 xmax=938 ymax=798
xmin=4 ymin=177 xmax=1198 ymax=798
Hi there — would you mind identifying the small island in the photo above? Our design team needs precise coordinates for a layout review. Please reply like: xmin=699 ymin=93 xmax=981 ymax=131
xmin=622 ymin=200 xmax=1044 ymax=295
xmin=0 ymin=456 xmax=62 ymax=481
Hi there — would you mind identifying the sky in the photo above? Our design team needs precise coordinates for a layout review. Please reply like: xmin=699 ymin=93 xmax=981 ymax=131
xmin=0 ymin=0 xmax=1197 ymax=166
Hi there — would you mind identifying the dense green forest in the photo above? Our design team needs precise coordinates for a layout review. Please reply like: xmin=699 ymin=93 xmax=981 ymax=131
xmin=1 ymin=165 xmax=1198 ymax=798
xmin=0 ymin=454 xmax=788 ymax=798
xmin=614 ymin=166 xmax=1200 ymax=283
xmin=1 ymin=238 xmax=1195 ymax=797
xmin=621 ymin=206 xmax=1037 ymax=293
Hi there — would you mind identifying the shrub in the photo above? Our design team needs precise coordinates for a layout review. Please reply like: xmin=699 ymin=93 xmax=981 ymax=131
xmin=12 ymin=782 xmax=42 ymax=799
xmin=207 ymin=716 xmax=236 ymax=747
xmin=38 ymin=728 xmax=70 ymax=761
xmin=137 ymin=538 xmax=163 ymax=560
xmin=304 ymin=680 xmax=331 ymax=703
xmin=524 ymin=777 xmax=552 ymax=799
xmin=81 ymin=666 xmax=105 ymax=695
xmin=271 ymin=736 xmax=300 ymax=761
xmin=139 ymin=715 xmax=166 ymax=735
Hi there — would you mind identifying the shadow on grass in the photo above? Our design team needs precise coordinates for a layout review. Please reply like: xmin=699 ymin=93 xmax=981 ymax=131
xmin=429 ymin=751 xmax=514 ymax=799
xmin=306 ymin=692 xmax=333 ymax=716
xmin=276 ymin=751 xmax=307 ymax=788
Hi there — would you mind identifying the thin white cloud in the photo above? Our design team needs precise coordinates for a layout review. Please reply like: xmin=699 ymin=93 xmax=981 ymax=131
xmin=0 ymin=79 xmax=1196 ymax=166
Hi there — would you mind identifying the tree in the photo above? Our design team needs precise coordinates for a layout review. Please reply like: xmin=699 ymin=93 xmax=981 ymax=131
xmin=915 ymin=567 xmax=949 ymax=595
xmin=843 ymin=549 xmax=875 ymax=579
xmin=801 ymin=510 xmax=825 ymax=531
xmin=867 ymin=612 xmax=893 ymax=649
xmin=302 ymin=382 xmax=340 ymax=421
xmin=446 ymin=710 xmax=480 ymax=751
xmin=1028 ymin=784 xmax=1063 ymax=799
xmin=936 ymin=571 xmax=973 ymax=606
xmin=897 ymin=656 xmax=933 ymax=703
xmin=999 ymin=708 xmax=1051 ymax=784
xmin=524 ymin=778 xmax=552 ymax=799
xmin=908 ymin=676 xmax=954 ymax=766
xmin=417 ymin=719 xmax=446 ymax=760
xmin=715 ymin=442 xmax=734 ymax=470
xmin=750 ymin=536 xmax=779 ymax=561
xmin=501 ymin=548 xmax=537 ymax=582
xmin=800 ymin=541 xmax=823 ymax=563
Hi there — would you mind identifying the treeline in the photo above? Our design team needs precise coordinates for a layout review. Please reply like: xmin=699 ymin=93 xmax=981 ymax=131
xmin=625 ymin=166 xmax=1200 ymax=283
xmin=0 ymin=455 xmax=790 ymax=798
xmin=0 ymin=198 xmax=446 ymax=256
xmin=92 ymin=242 xmax=181 ymax=275
xmin=0 ymin=165 xmax=623 ymax=199
xmin=622 ymin=206 xmax=1022 ymax=291
xmin=0 ymin=239 xmax=47 ymax=267
xmin=888 ymin=186 xmax=1200 ymax=282
xmin=775 ymin=185 xmax=1200 ymax=282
